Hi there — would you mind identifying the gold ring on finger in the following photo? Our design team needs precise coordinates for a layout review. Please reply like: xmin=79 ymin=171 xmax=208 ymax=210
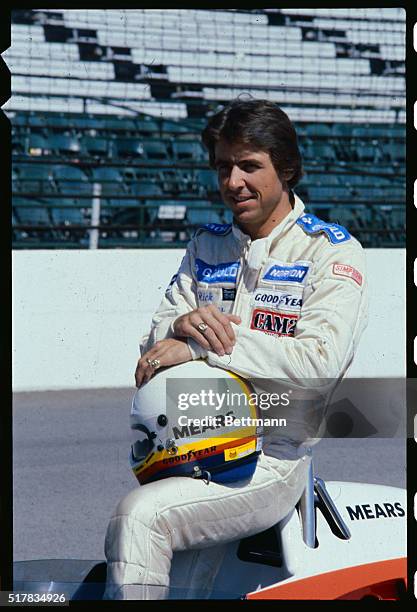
xmin=149 ymin=358 xmax=161 ymax=369
xmin=197 ymin=322 xmax=209 ymax=333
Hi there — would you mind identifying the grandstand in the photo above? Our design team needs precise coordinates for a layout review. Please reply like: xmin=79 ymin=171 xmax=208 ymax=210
xmin=5 ymin=8 xmax=405 ymax=248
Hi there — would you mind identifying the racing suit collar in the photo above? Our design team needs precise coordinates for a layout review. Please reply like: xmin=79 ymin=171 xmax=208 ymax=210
xmin=231 ymin=192 xmax=305 ymax=247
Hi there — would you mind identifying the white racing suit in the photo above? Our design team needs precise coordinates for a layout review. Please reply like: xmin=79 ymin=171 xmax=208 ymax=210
xmin=104 ymin=194 xmax=368 ymax=599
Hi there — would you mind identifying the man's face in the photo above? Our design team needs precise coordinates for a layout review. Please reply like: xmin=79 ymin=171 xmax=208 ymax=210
xmin=214 ymin=138 xmax=288 ymax=229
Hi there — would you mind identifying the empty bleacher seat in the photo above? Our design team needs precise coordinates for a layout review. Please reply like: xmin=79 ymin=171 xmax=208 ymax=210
xmin=53 ymin=164 xmax=89 ymax=181
xmin=351 ymin=125 xmax=388 ymax=138
xmin=382 ymin=185 xmax=405 ymax=201
xmin=104 ymin=118 xmax=137 ymax=132
xmin=128 ymin=169 xmax=164 ymax=186
xmin=108 ymin=207 xmax=147 ymax=228
xmin=90 ymin=166 xmax=126 ymax=195
xmin=305 ymin=124 xmax=333 ymax=137
xmin=356 ymin=145 xmax=377 ymax=162
xmin=52 ymin=164 xmax=93 ymax=195
xmin=381 ymin=142 xmax=405 ymax=163
xmin=306 ymin=143 xmax=336 ymax=162
xmin=15 ymin=163 xmax=55 ymax=193
xmin=107 ymin=198 xmax=141 ymax=209
xmin=81 ymin=136 xmax=109 ymax=157
xmin=28 ymin=133 xmax=50 ymax=155
xmin=70 ymin=115 xmax=107 ymax=131
xmin=13 ymin=197 xmax=52 ymax=225
xmin=361 ymin=186 xmax=385 ymax=200
xmin=344 ymin=173 xmax=372 ymax=186
xmin=48 ymin=133 xmax=81 ymax=156
xmin=115 ymin=138 xmax=144 ymax=158
xmin=308 ymin=186 xmax=331 ymax=202
xmin=131 ymin=181 xmax=163 ymax=198
xmin=185 ymin=200 xmax=223 ymax=226
xmin=12 ymin=166 xmax=19 ymax=185
xmin=134 ymin=118 xmax=161 ymax=135
xmin=331 ymin=124 xmax=353 ymax=137
xmin=12 ymin=131 xmax=27 ymax=155
xmin=142 ymin=139 xmax=170 ymax=160
xmin=172 ymin=140 xmax=206 ymax=161
xmin=389 ymin=206 xmax=405 ymax=229
xmin=160 ymin=119 xmax=189 ymax=135
xmin=27 ymin=114 xmax=47 ymax=129
xmin=194 ymin=169 xmax=219 ymax=196
xmin=45 ymin=114 xmax=75 ymax=130
xmin=11 ymin=113 xmax=30 ymax=128
xmin=308 ymin=185 xmax=352 ymax=202
xmin=308 ymin=173 xmax=340 ymax=186
xmin=49 ymin=199 xmax=87 ymax=226
xmin=328 ymin=206 xmax=364 ymax=233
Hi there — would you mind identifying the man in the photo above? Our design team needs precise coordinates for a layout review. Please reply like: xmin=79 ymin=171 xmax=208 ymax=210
xmin=104 ymin=99 xmax=368 ymax=599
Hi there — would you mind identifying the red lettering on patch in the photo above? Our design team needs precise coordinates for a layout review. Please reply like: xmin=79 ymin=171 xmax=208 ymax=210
xmin=333 ymin=263 xmax=362 ymax=286
xmin=250 ymin=308 xmax=299 ymax=337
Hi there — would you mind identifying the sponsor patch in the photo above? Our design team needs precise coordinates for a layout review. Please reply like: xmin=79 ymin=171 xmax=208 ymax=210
xmin=251 ymin=288 xmax=302 ymax=311
xmin=333 ymin=263 xmax=363 ymax=286
xmin=195 ymin=258 xmax=240 ymax=284
xmin=222 ymin=288 xmax=236 ymax=301
xmin=197 ymin=288 xmax=231 ymax=313
xmin=196 ymin=223 xmax=232 ymax=236
xmin=262 ymin=263 xmax=309 ymax=284
xmin=297 ymin=214 xmax=351 ymax=244
xmin=345 ymin=502 xmax=405 ymax=521
xmin=197 ymin=288 xmax=217 ymax=304
xmin=224 ymin=440 xmax=256 ymax=462
xmin=250 ymin=308 xmax=299 ymax=337
xmin=162 ymin=446 xmax=217 ymax=464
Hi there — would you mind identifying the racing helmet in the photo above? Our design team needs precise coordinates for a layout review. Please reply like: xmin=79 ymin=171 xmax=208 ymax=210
xmin=130 ymin=360 xmax=263 ymax=485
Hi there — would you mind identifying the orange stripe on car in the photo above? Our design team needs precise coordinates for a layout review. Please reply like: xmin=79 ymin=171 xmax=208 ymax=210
xmin=246 ymin=557 xmax=406 ymax=600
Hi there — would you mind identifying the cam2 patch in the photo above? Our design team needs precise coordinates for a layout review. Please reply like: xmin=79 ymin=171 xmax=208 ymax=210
xmin=250 ymin=308 xmax=299 ymax=337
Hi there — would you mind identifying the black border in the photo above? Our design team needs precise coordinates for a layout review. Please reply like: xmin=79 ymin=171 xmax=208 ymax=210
xmin=406 ymin=1 xmax=416 ymax=603
xmin=0 ymin=4 xmax=12 ymax=595
xmin=3 ymin=2 xmax=412 ymax=604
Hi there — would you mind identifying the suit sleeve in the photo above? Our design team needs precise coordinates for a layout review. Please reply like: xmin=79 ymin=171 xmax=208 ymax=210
xmin=190 ymin=239 xmax=368 ymax=383
xmin=140 ymin=240 xmax=198 ymax=355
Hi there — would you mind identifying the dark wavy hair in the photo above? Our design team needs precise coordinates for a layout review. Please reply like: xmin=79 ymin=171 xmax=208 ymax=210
xmin=201 ymin=98 xmax=303 ymax=189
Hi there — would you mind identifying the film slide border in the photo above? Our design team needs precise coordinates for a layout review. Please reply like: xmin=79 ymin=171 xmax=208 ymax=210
xmin=0 ymin=2 xmax=414 ymax=601
xmin=409 ymin=3 xmax=417 ymax=600
xmin=0 ymin=5 xmax=12 ymax=594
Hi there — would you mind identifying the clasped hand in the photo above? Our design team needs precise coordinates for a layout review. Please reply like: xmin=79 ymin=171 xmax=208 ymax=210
xmin=135 ymin=305 xmax=241 ymax=387
xmin=173 ymin=304 xmax=241 ymax=356
xmin=135 ymin=337 xmax=191 ymax=388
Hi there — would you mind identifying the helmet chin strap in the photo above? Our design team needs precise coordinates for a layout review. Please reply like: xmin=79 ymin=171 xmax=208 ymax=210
xmin=192 ymin=465 xmax=212 ymax=485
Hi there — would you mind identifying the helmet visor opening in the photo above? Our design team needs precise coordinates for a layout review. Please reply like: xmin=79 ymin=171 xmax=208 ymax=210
xmin=130 ymin=425 xmax=155 ymax=463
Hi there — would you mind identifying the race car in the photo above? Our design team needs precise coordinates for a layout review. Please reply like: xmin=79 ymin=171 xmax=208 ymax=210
xmin=13 ymin=459 xmax=406 ymax=600
xmin=209 ymin=462 xmax=407 ymax=600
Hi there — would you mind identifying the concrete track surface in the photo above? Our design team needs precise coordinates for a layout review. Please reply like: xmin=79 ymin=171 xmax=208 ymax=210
xmin=13 ymin=388 xmax=406 ymax=561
